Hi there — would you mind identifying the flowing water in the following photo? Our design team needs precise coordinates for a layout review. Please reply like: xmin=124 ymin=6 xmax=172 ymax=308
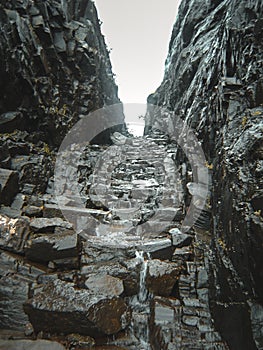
xmin=128 ymin=251 xmax=152 ymax=350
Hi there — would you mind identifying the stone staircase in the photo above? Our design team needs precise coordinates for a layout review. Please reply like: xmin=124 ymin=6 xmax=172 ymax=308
xmin=0 ymin=131 xmax=229 ymax=349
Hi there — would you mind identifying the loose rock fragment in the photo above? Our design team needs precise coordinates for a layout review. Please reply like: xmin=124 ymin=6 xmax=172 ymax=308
xmin=0 ymin=168 xmax=19 ymax=206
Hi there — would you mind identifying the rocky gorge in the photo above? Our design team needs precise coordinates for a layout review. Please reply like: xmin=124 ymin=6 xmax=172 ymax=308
xmin=0 ymin=0 xmax=262 ymax=350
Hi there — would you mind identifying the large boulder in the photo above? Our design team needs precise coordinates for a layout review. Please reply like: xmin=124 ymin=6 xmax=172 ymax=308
xmin=24 ymin=279 xmax=131 ymax=337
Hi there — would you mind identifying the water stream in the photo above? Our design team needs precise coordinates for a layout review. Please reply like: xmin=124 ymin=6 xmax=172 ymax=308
xmin=136 ymin=251 xmax=150 ymax=303
xmin=128 ymin=251 xmax=152 ymax=350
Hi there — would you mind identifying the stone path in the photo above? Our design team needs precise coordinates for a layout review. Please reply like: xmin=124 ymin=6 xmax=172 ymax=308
xmin=0 ymin=131 xmax=229 ymax=349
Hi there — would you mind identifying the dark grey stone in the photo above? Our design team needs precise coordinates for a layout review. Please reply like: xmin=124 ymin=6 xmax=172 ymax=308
xmin=29 ymin=217 xmax=72 ymax=233
xmin=169 ymin=228 xmax=193 ymax=248
xmin=24 ymin=279 xmax=131 ymax=337
xmin=0 ymin=168 xmax=19 ymax=206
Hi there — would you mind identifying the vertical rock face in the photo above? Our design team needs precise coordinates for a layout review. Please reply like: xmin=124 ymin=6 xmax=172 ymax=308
xmin=0 ymin=0 xmax=124 ymax=146
xmin=145 ymin=0 xmax=263 ymax=349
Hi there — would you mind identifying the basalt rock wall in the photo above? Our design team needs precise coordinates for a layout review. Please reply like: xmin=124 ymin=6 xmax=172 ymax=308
xmin=0 ymin=0 xmax=124 ymax=147
xmin=145 ymin=0 xmax=263 ymax=349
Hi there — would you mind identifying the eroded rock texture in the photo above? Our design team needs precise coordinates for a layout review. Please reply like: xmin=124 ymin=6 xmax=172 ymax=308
xmin=0 ymin=0 xmax=262 ymax=349
xmin=145 ymin=1 xmax=263 ymax=349
xmin=0 ymin=0 xmax=124 ymax=147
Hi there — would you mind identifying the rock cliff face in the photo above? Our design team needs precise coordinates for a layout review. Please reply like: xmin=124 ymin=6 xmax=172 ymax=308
xmin=0 ymin=0 xmax=262 ymax=349
xmin=0 ymin=0 xmax=124 ymax=147
xmin=146 ymin=0 xmax=263 ymax=349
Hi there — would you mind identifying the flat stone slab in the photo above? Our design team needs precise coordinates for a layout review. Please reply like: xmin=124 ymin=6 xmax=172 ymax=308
xmin=44 ymin=204 xmax=109 ymax=218
xmin=25 ymin=230 xmax=79 ymax=267
xmin=30 ymin=217 xmax=73 ymax=233
xmin=82 ymin=236 xmax=175 ymax=264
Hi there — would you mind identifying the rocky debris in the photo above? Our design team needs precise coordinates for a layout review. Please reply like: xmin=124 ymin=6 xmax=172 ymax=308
xmin=0 ymin=130 xmax=231 ymax=349
xmin=57 ymin=136 xmax=184 ymax=241
xmin=24 ymin=279 xmax=131 ymax=337
xmin=171 ymin=246 xmax=194 ymax=264
xmin=0 ymin=132 xmax=54 ymax=195
xmin=0 ymin=340 xmax=66 ymax=350
xmin=0 ymin=130 xmax=224 ymax=349
xmin=81 ymin=237 xmax=136 ymax=265
xmin=43 ymin=204 xmax=64 ymax=219
xmin=0 ymin=168 xmax=19 ymax=206
xmin=81 ymin=236 xmax=177 ymax=265
xmin=0 ymin=273 xmax=30 ymax=331
xmin=135 ymin=238 xmax=175 ymax=260
xmin=197 ymin=268 xmax=209 ymax=289
xmin=111 ymin=132 xmax=131 ymax=145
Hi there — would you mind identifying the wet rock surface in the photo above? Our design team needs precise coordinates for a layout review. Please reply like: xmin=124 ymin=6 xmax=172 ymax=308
xmin=24 ymin=279 xmax=131 ymax=337
xmin=146 ymin=0 xmax=263 ymax=349
xmin=0 ymin=250 xmax=45 ymax=331
xmin=25 ymin=229 xmax=80 ymax=268
xmin=0 ymin=131 xmax=226 ymax=349
xmin=0 ymin=0 xmax=262 ymax=349
xmin=0 ymin=168 xmax=19 ymax=206
xmin=0 ymin=0 xmax=125 ymax=147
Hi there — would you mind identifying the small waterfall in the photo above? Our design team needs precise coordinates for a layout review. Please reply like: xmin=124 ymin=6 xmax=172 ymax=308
xmin=127 ymin=251 xmax=152 ymax=350
xmin=135 ymin=251 xmax=151 ymax=303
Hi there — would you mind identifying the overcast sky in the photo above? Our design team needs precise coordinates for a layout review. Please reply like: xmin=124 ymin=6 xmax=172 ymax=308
xmin=94 ymin=0 xmax=180 ymax=103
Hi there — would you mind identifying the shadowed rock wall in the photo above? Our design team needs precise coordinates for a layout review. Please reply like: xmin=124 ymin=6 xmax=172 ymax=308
xmin=145 ymin=1 xmax=263 ymax=348
xmin=0 ymin=0 xmax=124 ymax=147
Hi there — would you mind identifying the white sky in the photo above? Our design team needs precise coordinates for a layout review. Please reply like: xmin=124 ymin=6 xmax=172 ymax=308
xmin=94 ymin=0 xmax=180 ymax=104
